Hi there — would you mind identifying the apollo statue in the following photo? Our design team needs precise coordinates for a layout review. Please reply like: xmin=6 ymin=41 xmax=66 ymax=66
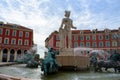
xmin=59 ymin=11 xmax=76 ymax=50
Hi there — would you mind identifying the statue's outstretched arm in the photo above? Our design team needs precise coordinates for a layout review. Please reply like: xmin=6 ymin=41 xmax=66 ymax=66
xmin=72 ymin=26 xmax=77 ymax=29
xmin=71 ymin=20 xmax=76 ymax=29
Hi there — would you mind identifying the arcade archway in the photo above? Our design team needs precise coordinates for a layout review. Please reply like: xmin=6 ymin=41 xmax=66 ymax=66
xmin=2 ymin=49 xmax=8 ymax=62
xmin=17 ymin=50 xmax=21 ymax=59
xmin=24 ymin=50 xmax=27 ymax=54
xmin=9 ymin=49 xmax=15 ymax=62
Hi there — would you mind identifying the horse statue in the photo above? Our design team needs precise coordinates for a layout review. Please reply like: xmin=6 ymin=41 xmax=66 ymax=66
xmin=26 ymin=54 xmax=40 ymax=68
xmin=41 ymin=48 xmax=60 ymax=75
xmin=93 ymin=51 xmax=120 ymax=72
xmin=17 ymin=52 xmax=40 ymax=68
xmin=90 ymin=55 xmax=97 ymax=66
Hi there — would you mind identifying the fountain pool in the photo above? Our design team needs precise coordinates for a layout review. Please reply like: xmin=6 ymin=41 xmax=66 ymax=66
xmin=0 ymin=64 xmax=120 ymax=80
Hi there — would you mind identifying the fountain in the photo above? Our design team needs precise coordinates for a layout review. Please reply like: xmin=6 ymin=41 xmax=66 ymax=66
xmin=56 ymin=11 xmax=90 ymax=70
xmin=16 ymin=45 xmax=40 ymax=68
xmin=0 ymin=11 xmax=120 ymax=80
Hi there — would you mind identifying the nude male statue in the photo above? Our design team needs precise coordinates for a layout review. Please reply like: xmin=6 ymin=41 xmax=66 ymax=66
xmin=59 ymin=11 xmax=76 ymax=50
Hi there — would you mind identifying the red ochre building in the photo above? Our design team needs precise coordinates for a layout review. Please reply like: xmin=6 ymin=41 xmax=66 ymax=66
xmin=45 ymin=28 xmax=120 ymax=54
xmin=0 ymin=21 xmax=34 ymax=62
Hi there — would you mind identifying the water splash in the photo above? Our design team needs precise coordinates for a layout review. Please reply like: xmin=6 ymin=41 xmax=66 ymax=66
xmin=74 ymin=47 xmax=93 ymax=56
xmin=74 ymin=47 xmax=110 ymax=60
xmin=89 ymin=50 xmax=110 ymax=60
xmin=27 ymin=44 xmax=37 ymax=54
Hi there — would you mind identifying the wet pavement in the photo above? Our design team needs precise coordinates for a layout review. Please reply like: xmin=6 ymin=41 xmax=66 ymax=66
xmin=0 ymin=64 xmax=120 ymax=80
xmin=0 ymin=62 xmax=17 ymax=66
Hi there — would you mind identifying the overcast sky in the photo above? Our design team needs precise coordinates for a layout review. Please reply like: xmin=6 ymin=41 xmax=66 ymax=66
xmin=0 ymin=0 xmax=120 ymax=57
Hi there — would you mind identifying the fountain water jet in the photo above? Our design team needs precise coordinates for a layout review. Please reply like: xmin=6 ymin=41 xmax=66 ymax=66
xmin=17 ymin=45 xmax=40 ymax=68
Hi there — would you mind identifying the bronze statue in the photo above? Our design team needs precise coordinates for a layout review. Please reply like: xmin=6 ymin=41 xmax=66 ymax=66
xmin=41 ymin=48 xmax=60 ymax=75
xmin=93 ymin=51 xmax=120 ymax=72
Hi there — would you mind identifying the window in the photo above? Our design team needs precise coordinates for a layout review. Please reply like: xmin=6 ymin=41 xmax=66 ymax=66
xmin=11 ymin=38 xmax=16 ymax=45
xmin=105 ymin=35 xmax=110 ymax=40
xmin=74 ymin=35 xmax=78 ymax=41
xmin=106 ymin=50 xmax=110 ymax=54
xmin=56 ymin=35 xmax=60 ymax=40
xmin=24 ymin=40 xmax=29 ymax=45
xmin=6 ymin=29 xmax=10 ymax=36
xmin=4 ymin=38 xmax=9 ymax=44
xmin=80 ymin=42 xmax=84 ymax=47
xmin=18 ymin=39 xmax=22 ymax=45
xmin=92 ymin=31 xmax=96 ymax=34
xmin=0 ymin=37 xmax=2 ymax=43
xmin=86 ymin=36 xmax=90 ymax=40
xmin=92 ymin=42 xmax=97 ymax=47
xmin=98 ymin=35 xmax=103 ymax=40
xmin=12 ymin=25 xmax=17 ymax=28
xmin=80 ymin=36 xmax=84 ymax=41
xmin=112 ymin=41 xmax=117 ymax=47
xmin=0 ymin=22 xmax=4 ymax=26
xmin=92 ymin=35 xmax=96 ymax=40
xmin=25 ymin=32 xmax=29 ymax=38
xmin=0 ymin=28 xmax=3 ymax=35
xmin=112 ymin=34 xmax=115 ymax=39
xmin=74 ymin=42 xmax=78 ymax=48
xmin=86 ymin=42 xmax=90 ymax=47
xmin=105 ymin=41 xmax=110 ymax=47
xmin=56 ymin=41 xmax=59 ymax=47
xmin=112 ymin=33 xmax=119 ymax=39
xmin=19 ymin=31 xmax=23 ymax=37
xmin=118 ymin=33 xmax=120 ymax=38
xmin=99 ymin=42 xmax=103 ymax=47
xmin=12 ymin=30 xmax=17 ymax=36
xmin=80 ymin=31 xmax=83 ymax=34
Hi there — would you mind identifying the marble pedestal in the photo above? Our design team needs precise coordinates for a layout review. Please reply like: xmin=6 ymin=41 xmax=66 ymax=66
xmin=56 ymin=48 xmax=90 ymax=69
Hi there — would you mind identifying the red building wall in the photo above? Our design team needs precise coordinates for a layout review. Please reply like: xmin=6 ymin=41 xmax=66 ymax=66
xmin=0 ymin=25 xmax=33 ymax=47
xmin=0 ymin=22 xmax=34 ymax=62
xmin=45 ymin=29 xmax=120 ymax=54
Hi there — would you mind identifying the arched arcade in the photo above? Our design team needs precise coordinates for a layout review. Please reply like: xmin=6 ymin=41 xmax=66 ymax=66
xmin=2 ymin=49 xmax=8 ymax=62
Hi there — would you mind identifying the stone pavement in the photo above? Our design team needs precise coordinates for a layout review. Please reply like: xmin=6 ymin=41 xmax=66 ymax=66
xmin=0 ymin=74 xmax=31 ymax=80
xmin=0 ymin=62 xmax=17 ymax=67
xmin=0 ymin=62 xmax=32 ymax=80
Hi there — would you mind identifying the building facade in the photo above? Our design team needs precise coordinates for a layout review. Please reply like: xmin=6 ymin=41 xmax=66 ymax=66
xmin=45 ymin=28 xmax=120 ymax=54
xmin=0 ymin=21 xmax=34 ymax=62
